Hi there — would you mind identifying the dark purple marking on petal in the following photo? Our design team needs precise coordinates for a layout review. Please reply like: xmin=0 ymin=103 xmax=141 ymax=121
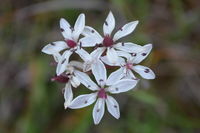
xmin=51 ymin=42 xmax=56 ymax=46
xmin=99 ymin=79 xmax=104 ymax=82
xmin=142 ymin=53 xmax=147 ymax=56
xmin=61 ymin=59 xmax=66 ymax=64
xmin=144 ymin=69 xmax=150 ymax=73
xmin=60 ymin=28 xmax=64 ymax=32
xmin=131 ymin=53 xmax=137 ymax=56
xmin=79 ymin=41 xmax=82 ymax=48
xmin=105 ymin=21 xmax=108 ymax=26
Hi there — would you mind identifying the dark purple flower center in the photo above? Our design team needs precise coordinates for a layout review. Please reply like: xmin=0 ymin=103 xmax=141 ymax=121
xmin=125 ymin=63 xmax=133 ymax=70
xmin=98 ymin=88 xmax=107 ymax=99
xmin=66 ymin=40 xmax=77 ymax=48
xmin=51 ymin=74 xmax=69 ymax=83
xmin=103 ymin=36 xmax=114 ymax=47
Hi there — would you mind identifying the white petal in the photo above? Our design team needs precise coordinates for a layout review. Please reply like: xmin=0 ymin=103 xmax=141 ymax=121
xmin=100 ymin=56 xmax=121 ymax=66
xmin=69 ymin=61 xmax=83 ymax=70
xmin=124 ymin=69 xmax=137 ymax=79
xmin=116 ymin=50 xmax=132 ymax=60
xmin=75 ymin=48 xmax=92 ymax=62
xmin=74 ymin=70 xmax=99 ymax=91
xmin=42 ymin=41 xmax=68 ymax=55
xmin=60 ymin=18 xmax=72 ymax=39
xmin=82 ymin=48 xmax=106 ymax=72
xmin=56 ymin=50 xmax=73 ymax=75
xmin=69 ymin=93 xmax=97 ymax=109
xmin=82 ymin=26 xmax=103 ymax=43
xmin=79 ymin=36 xmax=100 ymax=47
xmin=106 ymin=48 xmax=119 ymax=64
xmin=113 ymin=21 xmax=139 ymax=41
xmin=103 ymin=11 xmax=115 ymax=36
xmin=91 ymin=47 xmax=106 ymax=59
xmin=106 ymin=95 xmax=120 ymax=119
xmin=83 ymin=61 xmax=92 ymax=72
xmin=92 ymin=60 xmax=107 ymax=86
xmin=106 ymin=68 xmax=125 ymax=86
xmin=70 ymin=75 xmax=80 ymax=88
xmin=132 ymin=65 xmax=155 ymax=79
xmin=108 ymin=79 xmax=138 ymax=94
xmin=64 ymin=83 xmax=73 ymax=109
xmin=132 ymin=44 xmax=153 ymax=64
xmin=93 ymin=98 xmax=105 ymax=125
xmin=73 ymin=13 xmax=85 ymax=41
xmin=53 ymin=52 xmax=62 ymax=62
xmin=114 ymin=42 xmax=142 ymax=53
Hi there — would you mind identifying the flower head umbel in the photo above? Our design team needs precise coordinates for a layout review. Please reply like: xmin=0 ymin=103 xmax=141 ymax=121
xmin=41 ymin=11 xmax=156 ymax=125
xmin=69 ymin=60 xmax=138 ymax=124
xmin=81 ymin=11 xmax=139 ymax=65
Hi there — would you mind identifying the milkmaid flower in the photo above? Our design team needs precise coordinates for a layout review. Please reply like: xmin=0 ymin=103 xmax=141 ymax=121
xmin=101 ymin=44 xmax=155 ymax=84
xmin=41 ymin=11 xmax=156 ymax=125
xmin=42 ymin=13 xmax=94 ymax=75
xmin=69 ymin=59 xmax=138 ymax=124
xmin=51 ymin=61 xmax=82 ymax=109
xmin=81 ymin=11 xmax=139 ymax=64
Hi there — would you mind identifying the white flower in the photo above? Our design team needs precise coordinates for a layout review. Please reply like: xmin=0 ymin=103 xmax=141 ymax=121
xmin=63 ymin=64 xmax=81 ymax=109
xmin=69 ymin=59 xmax=138 ymax=124
xmin=51 ymin=61 xmax=81 ymax=109
xmin=41 ymin=13 xmax=93 ymax=75
xmin=81 ymin=11 xmax=139 ymax=64
xmin=101 ymin=44 xmax=155 ymax=84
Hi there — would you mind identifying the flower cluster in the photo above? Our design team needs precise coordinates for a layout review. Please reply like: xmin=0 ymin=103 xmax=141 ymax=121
xmin=42 ymin=11 xmax=155 ymax=124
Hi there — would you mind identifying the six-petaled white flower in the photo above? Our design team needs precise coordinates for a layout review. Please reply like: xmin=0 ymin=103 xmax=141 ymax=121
xmin=69 ymin=60 xmax=138 ymax=124
xmin=52 ymin=61 xmax=82 ymax=109
xmin=42 ymin=13 xmax=94 ymax=75
xmin=101 ymin=44 xmax=155 ymax=82
xmin=81 ymin=11 xmax=139 ymax=64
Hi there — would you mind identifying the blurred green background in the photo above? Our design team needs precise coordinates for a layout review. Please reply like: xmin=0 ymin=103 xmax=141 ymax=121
xmin=0 ymin=0 xmax=200 ymax=133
